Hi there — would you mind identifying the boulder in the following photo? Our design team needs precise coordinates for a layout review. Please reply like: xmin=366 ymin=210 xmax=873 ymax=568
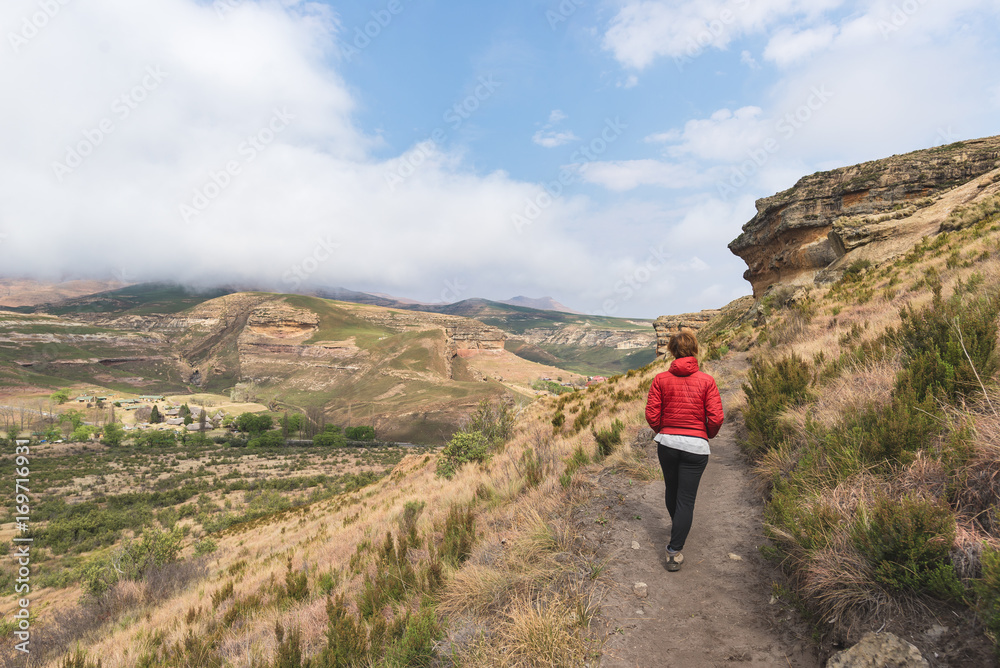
xmin=729 ymin=136 xmax=1000 ymax=297
xmin=826 ymin=632 xmax=929 ymax=668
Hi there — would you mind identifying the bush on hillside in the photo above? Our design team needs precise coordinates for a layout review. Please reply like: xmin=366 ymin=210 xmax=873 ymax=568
xmin=436 ymin=431 xmax=489 ymax=479
xmin=895 ymin=288 xmax=1000 ymax=403
xmin=314 ymin=425 xmax=346 ymax=447
xmin=345 ymin=425 xmax=376 ymax=441
xmin=850 ymin=494 xmax=961 ymax=598
xmin=464 ymin=397 xmax=517 ymax=446
xmin=740 ymin=354 xmax=813 ymax=457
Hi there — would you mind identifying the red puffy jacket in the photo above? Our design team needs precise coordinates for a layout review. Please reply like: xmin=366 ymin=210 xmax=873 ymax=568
xmin=645 ymin=356 xmax=724 ymax=440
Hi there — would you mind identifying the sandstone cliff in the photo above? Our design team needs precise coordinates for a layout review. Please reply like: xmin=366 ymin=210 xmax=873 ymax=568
xmin=729 ymin=136 xmax=1000 ymax=296
xmin=652 ymin=311 xmax=720 ymax=357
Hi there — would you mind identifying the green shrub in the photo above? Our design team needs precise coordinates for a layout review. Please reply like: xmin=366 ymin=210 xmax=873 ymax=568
xmin=592 ymin=419 xmax=624 ymax=459
xmin=82 ymin=528 xmax=182 ymax=597
xmin=60 ymin=649 xmax=103 ymax=668
xmin=399 ymin=501 xmax=425 ymax=543
xmin=435 ymin=431 xmax=490 ymax=479
xmin=194 ymin=537 xmax=218 ymax=556
xmin=249 ymin=431 xmax=285 ymax=448
xmin=465 ymin=397 xmax=517 ymax=445
xmin=382 ymin=604 xmax=441 ymax=667
xmin=571 ymin=401 xmax=602 ymax=433
xmin=851 ymin=494 xmax=960 ymax=597
xmin=740 ymin=355 xmax=813 ymax=457
xmin=313 ymin=425 xmax=346 ymax=448
xmin=820 ymin=384 xmax=940 ymax=471
xmin=551 ymin=411 xmax=565 ymax=432
xmin=135 ymin=431 xmax=177 ymax=448
xmin=345 ymin=425 xmax=376 ymax=441
xmin=358 ymin=533 xmax=417 ymax=619
xmin=521 ymin=448 xmax=544 ymax=488
xmin=317 ymin=569 xmax=339 ymax=595
xmin=440 ymin=504 xmax=475 ymax=567
xmin=284 ymin=560 xmax=309 ymax=602
xmin=896 ymin=288 xmax=1000 ymax=404
xmin=973 ymin=545 xmax=1000 ymax=642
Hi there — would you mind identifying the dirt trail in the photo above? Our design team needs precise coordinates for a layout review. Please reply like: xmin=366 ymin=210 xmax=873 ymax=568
xmin=577 ymin=377 xmax=824 ymax=667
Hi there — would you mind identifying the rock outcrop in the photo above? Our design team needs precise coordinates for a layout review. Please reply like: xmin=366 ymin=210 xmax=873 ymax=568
xmin=729 ymin=136 xmax=1000 ymax=296
xmin=519 ymin=326 xmax=655 ymax=351
xmin=653 ymin=310 xmax=720 ymax=358
xmin=826 ymin=632 xmax=928 ymax=668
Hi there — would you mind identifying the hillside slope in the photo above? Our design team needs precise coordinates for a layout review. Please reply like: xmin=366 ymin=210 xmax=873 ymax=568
xmin=0 ymin=288 xmax=589 ymax=443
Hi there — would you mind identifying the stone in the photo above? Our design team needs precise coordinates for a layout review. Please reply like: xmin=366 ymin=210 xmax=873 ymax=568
xmin=729 ymin=135 xmax=1000 ymax=297
xmin=826 ymin=632 xmax=929 ymax=668
xmin=728 ymin=553 xmax=743 ymax=561
xmin=631 ymin=541 xmax=640 ymax=550
xmin=633 ymin=582 xmax=648 ymax=599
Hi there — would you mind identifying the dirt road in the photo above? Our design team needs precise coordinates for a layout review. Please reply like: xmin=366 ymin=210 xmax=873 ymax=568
xmin=577 ymin=406 xmax=823 ymax=667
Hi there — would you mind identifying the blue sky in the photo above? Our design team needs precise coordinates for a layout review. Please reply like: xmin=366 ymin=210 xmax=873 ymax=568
xmin=1 ymin=0 xmax=999 ymax=317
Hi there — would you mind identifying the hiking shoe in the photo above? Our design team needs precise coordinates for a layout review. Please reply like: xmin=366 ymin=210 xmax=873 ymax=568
xmin=666 ymin=550 xmax=684 ymax=572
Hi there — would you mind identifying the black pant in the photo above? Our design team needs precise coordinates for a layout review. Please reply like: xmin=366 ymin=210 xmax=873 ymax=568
xmin=657 ymin=445 xmax=709 ymax=552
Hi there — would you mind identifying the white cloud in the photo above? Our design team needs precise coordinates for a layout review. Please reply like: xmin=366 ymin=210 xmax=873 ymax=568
xmin=548 ymin=109 xmax=568 ymax=123
xmin=740 ymin=49 xmax=760 ymax=69
xmin=602 ymin=0 xmax=845 ymax=69
xmin=763 ymin=24 xmax=838 ymax=67
xmin=532 ymin=109 xmax=579 ymax=148
xmin=0 ymin=0 xmax=604 ymax=309
xmin=664 ymin=106 xmax=769 ymax=162
xmin=532 ymin=129 xmax=580 ymax=148
xmin=578 ymin=159 xmax=712 ymax=191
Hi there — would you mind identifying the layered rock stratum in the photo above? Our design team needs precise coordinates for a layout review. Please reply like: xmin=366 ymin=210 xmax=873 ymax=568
xmin=729 ymin=136 xmax=1000 ymax=296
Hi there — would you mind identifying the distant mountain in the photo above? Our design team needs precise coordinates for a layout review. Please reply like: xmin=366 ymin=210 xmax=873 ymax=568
xmin=499 ymin=296 xmax=581 ymax=314
xmin=0 ymin=278 xmax=132 ymax=307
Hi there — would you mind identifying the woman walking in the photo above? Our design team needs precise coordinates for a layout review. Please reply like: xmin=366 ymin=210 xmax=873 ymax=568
xmin=644 ymin=329 xmax=724 ymax=572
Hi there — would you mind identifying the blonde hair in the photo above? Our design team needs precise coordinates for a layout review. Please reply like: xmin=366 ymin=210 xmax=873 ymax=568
xmin=667 ymin=329 xmax=699 ymax=359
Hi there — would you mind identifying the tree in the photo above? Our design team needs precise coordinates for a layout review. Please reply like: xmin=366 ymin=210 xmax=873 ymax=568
xmin=150 ymin=405 xmax=163 ymax=424
xmin=313 ymin=424 xmax=346 ymax=447
xmin=137 ymin=431 xmax=177 ymax=447
xmin=345 ymin=425 xmax=376 ymax=442
xmin=249 ymin=431 xmax=285 ymax=448
xmin=286 ymin=413 xmax=304 ymax=437
xmin=60 ymin=409 xmax=86 ymax=430
xmin=102 ymin=423 xmax=125 ymax=447
xmin=50 ymin=389 xmax=71 ymax=404
xmin=71 ymin=425 xmax=97 ymax=442
xmin=199 ymin=409 xmax=207 ymax=432
xmin=235 ymin=412 xmax=273 ymax=435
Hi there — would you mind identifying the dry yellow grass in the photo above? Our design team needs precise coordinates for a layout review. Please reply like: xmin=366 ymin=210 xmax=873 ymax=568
xmin=31 ymin=372 xmax=658 ymax=666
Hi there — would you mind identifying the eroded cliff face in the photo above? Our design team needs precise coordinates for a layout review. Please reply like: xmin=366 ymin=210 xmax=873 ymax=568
xmin=519 ymin=326 xmax=655 ymax=350
xmin=729 ymin=136 xmax=1000 ymax=296
xmin=652 ymin=310 xmax=721 ymax=358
